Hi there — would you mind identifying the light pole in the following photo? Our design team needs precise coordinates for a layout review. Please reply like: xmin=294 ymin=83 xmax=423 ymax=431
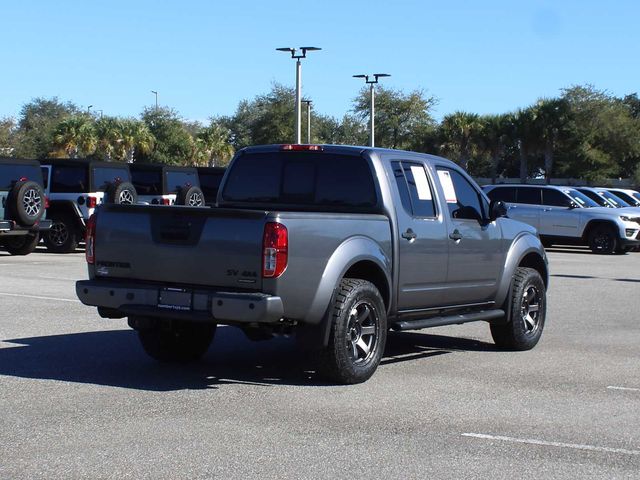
xmin=97 ymin=110 xmax=103 ymax=118
xmin=87 ymin=105 xmax=93 ymax=114
xmin=302 ymin=99 xmax=312 ymax=144
xmin=151 ymin=90 xmax=158 ymax=110
xmin=276 ymin=47 xmax=321 ymax=144
xmin=353 ymin=73 xmax=390 ymax=147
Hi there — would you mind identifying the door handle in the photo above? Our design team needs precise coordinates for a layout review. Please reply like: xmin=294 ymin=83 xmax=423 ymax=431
xmin=449 ymin=229 xmax=463 ymax=241
xmin=401 ymin=229 xmax=417 ymax=241
xmin=543 ymin=208 xmax=552 ymax=212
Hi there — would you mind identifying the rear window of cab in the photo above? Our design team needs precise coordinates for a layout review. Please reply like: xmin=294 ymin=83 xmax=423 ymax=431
xmin=221 ymin=152 xmax=378 ymax=211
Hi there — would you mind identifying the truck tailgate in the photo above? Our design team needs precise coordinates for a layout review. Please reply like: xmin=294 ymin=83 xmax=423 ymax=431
xmin=93 ymin=205 xmax=266 ymax=290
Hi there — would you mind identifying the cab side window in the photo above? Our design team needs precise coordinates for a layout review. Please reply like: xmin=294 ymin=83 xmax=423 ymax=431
xmin=437 ymin=168 xmax=484 ymax=221
xmin=516 ymin=187 xmax=542 ymax=205
xmin=542 ymin=189 xmax=572 ymax=207
xmin=392 ymin=161 xmax=436 ymax=218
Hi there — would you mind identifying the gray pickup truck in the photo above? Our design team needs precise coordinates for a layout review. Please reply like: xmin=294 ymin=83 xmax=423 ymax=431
xmin=76 ymin=144 xmax=549 ymax=384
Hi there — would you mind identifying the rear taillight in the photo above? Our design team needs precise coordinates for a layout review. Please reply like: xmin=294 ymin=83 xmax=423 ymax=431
xmin=161 ymin=198 xmax=171 ymax=205
xmin=280 ymin=144 xmax=323 ymax=151
xmin=87 ymin=196 xmax=97 ymax=208
xmin=262 ymin=222 xmax=288 ymax=278
xmin=86 ymin=214 xmax=97 ymax=264
xmin=45 ymin=196 xmax=50 ymax=209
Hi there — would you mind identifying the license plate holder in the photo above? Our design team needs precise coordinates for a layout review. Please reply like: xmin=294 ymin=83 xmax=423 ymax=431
xmin=158 ymin=288 xmax=192 ymax=311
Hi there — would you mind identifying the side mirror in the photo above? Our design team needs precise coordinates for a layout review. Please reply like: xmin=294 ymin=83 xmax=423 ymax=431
xmin=489 ymin=200 xmax=508 ymax=221
xmin=568 ymin=202 xmax=578 ymax=209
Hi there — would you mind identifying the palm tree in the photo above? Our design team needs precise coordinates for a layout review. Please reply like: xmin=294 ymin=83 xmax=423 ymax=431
xmin=52 ymin=116 xmax=97 ymax=157
xmin=196 ymin=123 xmax=234 ymax=167
xmin=512 ymin=108 xmax=540 ymax=182
xmin=119 ymin=119 xmax=155 ymax=163
xmin=439 ymin=111 xmax=482 ymax=170
xmin=95 ymin=117 xmax=121 ymax=161
xmin=479 ymin=114 xmax=509 ymax=183
xmin=531 ymin=98 xmax=568 ymax=183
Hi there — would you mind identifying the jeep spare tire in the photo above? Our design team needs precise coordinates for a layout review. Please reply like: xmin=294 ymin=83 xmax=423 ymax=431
xmin=177 ymin=186 xmax=205 ymax=207
xmin=105 ymin=181 xmax=137 ymax=205
xmin=8 ymin=180 xmax=45 ymax=226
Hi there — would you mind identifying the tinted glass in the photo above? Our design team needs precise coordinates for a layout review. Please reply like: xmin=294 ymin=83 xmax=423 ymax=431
xmin=599 ymin=190 xmax=630 ymax=207
xmin=199 ymin=171 xmax=224 ymax=199
xmin=131 ymin=169 xmax=162 ymax=195
xmin=516 ymin=187 xmax=542 ymax=205
xmin=92 ymin=166 xmax=130 ymax=191
xmin=392 ymin=162 xmax=413 ymax=215
xmin=486 ymin=186 xmax=516 ymax=203
xmin=222 ymin=152 xmax=377 ymax=211
xmin=563 ymin=189 xmax=599 ymax=208
xmin=633 ymin=192 xmax=640 ymax=202
xmin=542 ymin=188 xmax=572 ymax=207
xmin=609 ymin=190 xmax=640 ymax=206
xmin=0 ymin=164 xmax=43 ymax=190
xmin=437 ymin=168 xmax=483 ymax=221
xmin=50 ymin=165 xmax=88 ymax=193
xmin=577 ymin=189 xmax=609 ymax=207
xmin=165 ymin=171 xmax=199 ymax=194
xmin=401 ymin=162 xmax=436 ymax=217
xmin=41 ymin=167 xmax=49 ymax=189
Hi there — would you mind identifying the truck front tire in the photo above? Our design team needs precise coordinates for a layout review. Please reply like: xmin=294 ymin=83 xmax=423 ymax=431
xmin=136 ymin=318 xmax=217 ymax=362
xmin=316 ymin=278 xmax=387 ymax=384
xmin=491 ymin=267 xmax=546 ymax=350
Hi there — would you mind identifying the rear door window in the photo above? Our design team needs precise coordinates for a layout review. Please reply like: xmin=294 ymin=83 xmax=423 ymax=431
xmin=486 ymin=186 xmax=516 ymax=203
xmin=516 ymin=187 xmax=542 ymax=205
xmin=131 ymin=169 xmax=162 ymax=195
xmin=392 ymin=161 xmax=436 ymax=217
xmin=165 ymin=171 xmax=199 ymax=194
xmin=50 ymin=165 xmax=88 ymax=193
xmin=92 ymin=166 xmax=131 ymax=191
xmin=0 ymin=164 xmax=43 ymax=190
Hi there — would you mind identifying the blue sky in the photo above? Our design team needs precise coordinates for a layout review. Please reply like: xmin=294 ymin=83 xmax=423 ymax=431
xmin=1 ymin=0 xmax=638 ymax=123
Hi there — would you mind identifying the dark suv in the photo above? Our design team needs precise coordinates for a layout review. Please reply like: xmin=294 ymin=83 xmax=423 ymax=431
xmin=0 ymin=158 xmax=51 ymax=255
xmin=41 ymin=159 xmax=137 ymax=253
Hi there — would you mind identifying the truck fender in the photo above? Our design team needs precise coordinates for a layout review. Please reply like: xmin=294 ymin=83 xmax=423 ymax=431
xmin=495 ymin=232 xmax=549 ymax=310
xmin=299 ymin=236 xmax=391 ymax=348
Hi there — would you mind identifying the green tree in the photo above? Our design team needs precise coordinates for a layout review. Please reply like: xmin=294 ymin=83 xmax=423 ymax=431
xmin=139 ymin=107 xmax=194 ymax=165
xmin=353 ymin=86 xmax=436 ymax=149
xmin=94 ymin=117 xmax=122 ymax=161
xmin=479 ymin=114 xmax=510 ymax=183
xmin=13 ymin=97 xmax=78 ymax=158
xmin=0 ymin=117 xmax=16 ymax=156
xmin=195 ymin=121 xmax=234 ymax=166
xmin=52 ymin=115 xmax=97 ymax=158
xmin=118 ymin=119 xmax=155 ymax=163
xmin=531 ymin=98 xmax=569 ymax=182
xmin=439 ymin=111 xmax=483 ymax=170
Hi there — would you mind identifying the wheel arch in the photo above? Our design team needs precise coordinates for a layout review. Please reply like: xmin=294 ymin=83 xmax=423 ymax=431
xmin=582 ymin=219 xmax=619 ymax=241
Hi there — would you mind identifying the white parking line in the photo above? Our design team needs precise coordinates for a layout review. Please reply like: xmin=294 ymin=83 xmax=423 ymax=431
xmin=607 ymin=386 xmax=640 ymax=392
xmin=0 ymin=292 xmax=81 ymax=303
xmin=462 ymin=433 xmax=640 ymax=456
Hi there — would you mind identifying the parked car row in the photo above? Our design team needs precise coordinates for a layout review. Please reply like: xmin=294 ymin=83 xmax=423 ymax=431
xmin=483 ymin=184 xmax=640 ymax=254
xmin=1 ymin=156 xmax=226 ymax=255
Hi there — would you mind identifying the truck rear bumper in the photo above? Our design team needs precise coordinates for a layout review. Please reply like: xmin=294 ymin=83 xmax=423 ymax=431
xmin=0 ymin=219 xmax=52 ymax=233
xmin=76 ymin=280 xmax=284 ymax=325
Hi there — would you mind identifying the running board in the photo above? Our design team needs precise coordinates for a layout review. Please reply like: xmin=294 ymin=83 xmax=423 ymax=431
xmin=392 ymin=309 xmax=505 ymax=331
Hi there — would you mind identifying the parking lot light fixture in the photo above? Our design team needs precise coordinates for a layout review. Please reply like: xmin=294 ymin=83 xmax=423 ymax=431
xmin=276 ymin=47 xmax=321 ymax=144
xmin=353 ymin=73 xmax=391 ymax=147
xmin=151 ymin=90 xmax=158 ymax=110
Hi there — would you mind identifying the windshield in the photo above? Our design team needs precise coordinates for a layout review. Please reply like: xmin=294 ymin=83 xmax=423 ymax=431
xmin=563 ymin=189 xmax=599 ymax=208
xmin=610 ymin=190 xmax=640 ymax=206
xmin=598 ymin=190 xmax=631 ymax=208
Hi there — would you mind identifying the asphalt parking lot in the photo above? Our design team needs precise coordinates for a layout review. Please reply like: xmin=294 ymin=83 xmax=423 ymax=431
xmin=1 ymin=247 xmax=639 ymax=479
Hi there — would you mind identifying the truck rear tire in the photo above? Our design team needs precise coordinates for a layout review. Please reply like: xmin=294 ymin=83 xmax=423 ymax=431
xmin=316 ymin=278 xmax=387 ymax=384
xmin=3 ymin=233 xmax=39 ymax=255
xmin=491 ymin=267 xmax=546 ymax=351
xmin=137 ymin=319 xmax=217 ymax=362
xmin=43 ymin=214 xmax=79 ymax=253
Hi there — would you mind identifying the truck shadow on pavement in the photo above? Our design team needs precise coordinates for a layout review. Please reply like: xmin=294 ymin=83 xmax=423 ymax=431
xmin=0 ymin=326 xmax=495 ymax=390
